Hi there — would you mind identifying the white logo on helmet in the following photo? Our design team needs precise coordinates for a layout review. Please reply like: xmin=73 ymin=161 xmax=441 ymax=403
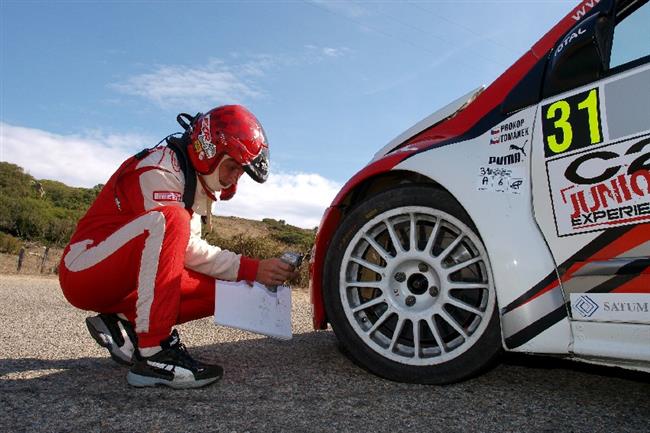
xmin=198 ymin=115 xmax=217 ymax=160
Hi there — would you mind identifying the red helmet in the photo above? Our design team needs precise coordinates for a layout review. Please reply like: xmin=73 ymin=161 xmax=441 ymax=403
xmin=181 ymin=105 xmax=269 ymax=183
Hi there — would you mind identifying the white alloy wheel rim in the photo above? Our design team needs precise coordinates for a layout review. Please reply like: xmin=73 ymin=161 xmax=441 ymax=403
xmin=339 ymin=206 xmax=495 ymax=366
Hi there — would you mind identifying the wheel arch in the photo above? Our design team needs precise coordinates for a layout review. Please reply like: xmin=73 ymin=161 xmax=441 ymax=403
xmin=340 ymin=170 xmax=445 ymax=209
xmin=310 ymin=168 xmax=483 ymax=330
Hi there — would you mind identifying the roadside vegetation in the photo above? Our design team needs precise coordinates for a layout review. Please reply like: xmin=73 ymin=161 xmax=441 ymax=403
xmin=0 ymin=162 xmax=99 ymax=250
xmin=0 ymin=162 xmax=315 ymax=286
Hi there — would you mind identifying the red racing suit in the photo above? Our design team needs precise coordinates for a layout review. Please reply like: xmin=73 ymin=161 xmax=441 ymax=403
xmin=59 ymin=145 xmax=259 ymax=348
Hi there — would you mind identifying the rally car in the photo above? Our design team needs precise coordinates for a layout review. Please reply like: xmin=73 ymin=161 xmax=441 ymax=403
xmin=309 ymin=0 xmax=650 ymax=383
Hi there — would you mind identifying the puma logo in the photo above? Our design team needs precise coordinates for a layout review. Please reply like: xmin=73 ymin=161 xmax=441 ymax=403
xmin=509 ymin=140 xmax=527 ymax=157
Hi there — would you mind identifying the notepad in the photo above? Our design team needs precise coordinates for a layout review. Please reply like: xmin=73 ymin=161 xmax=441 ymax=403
xmin=214 ymin=280 xmax=292 ymax=340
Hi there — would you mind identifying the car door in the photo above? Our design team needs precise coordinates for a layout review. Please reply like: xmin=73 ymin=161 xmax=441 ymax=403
xmin=531 ymin=0 xmax=650 ymax=361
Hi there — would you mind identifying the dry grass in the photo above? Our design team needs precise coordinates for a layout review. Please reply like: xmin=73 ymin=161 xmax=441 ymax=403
xmin=210 ymin=216 xmax=271 ymax=239
xmin=0 ymin=243 xmax=63 ymax=276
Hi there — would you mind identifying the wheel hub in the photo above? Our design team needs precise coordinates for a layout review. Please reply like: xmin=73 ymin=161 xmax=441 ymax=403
xmin=407 ymin=273 xmax=429 ymax=295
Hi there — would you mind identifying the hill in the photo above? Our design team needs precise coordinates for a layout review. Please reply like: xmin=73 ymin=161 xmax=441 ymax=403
xmin=0 ymin=162 xmax=315 ymax=285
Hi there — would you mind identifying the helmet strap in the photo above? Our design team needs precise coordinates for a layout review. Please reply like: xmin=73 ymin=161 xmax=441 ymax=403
xmin=197 ymin=175 xmax=218 ymax=202
xmin=197 ymin=155 xmax=235 ymax=201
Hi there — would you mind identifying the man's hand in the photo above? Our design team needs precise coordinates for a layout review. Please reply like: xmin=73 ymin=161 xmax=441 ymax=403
xmin=256 ymin=258 xmax=300 ymax=286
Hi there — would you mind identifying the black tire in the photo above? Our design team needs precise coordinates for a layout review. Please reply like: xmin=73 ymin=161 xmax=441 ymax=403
xmin=323 ymin=185 xmax=502 ymax=384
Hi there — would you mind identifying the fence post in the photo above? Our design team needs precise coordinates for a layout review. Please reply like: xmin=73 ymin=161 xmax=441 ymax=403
xmin=40 ymin=246 xmax=50 ymax=274
xmin=17 ymin=247 xmax=25 ymax=273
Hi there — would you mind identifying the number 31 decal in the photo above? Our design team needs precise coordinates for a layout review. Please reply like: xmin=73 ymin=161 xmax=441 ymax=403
xmin=542 ymin=88 xmax=603 ymax=157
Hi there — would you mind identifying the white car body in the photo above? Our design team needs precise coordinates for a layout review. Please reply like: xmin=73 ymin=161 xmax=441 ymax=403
xmin=310 ymin=0 xmax=650 ymax=382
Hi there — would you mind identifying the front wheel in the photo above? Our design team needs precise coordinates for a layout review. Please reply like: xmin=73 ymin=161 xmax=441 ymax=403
xmin=323 ymin=186 xmax=502 ymax=384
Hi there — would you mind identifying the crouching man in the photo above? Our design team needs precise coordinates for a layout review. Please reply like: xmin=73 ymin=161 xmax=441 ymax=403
xmin=59 ymin=105 xmax=297 ymax=389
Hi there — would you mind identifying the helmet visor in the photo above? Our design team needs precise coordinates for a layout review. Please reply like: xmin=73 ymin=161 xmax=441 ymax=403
xmin=243 ymin=147 xmax=269 ymax=183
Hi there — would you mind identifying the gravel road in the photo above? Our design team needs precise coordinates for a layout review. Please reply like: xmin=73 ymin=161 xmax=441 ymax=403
xmin=1 ymin=274 xmax=648 ymax=433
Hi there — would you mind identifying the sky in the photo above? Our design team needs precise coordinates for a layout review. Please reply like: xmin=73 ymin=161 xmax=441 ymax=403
xmin=0 ymin=0 xmax=578 ymax=228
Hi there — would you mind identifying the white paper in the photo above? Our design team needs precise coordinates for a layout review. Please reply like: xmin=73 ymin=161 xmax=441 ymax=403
xmin=214 ymin=280 xmax=292 ymax=340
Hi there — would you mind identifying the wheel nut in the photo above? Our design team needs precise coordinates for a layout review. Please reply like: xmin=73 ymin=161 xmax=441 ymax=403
xmin=429 ymin=286 xmax=439 ymax=297
xmin=418 ymin=263 xmax=428 ymax=272
xmin=405 ymin=295 xmax=416 ymax=306
xmin=394 ymin=272 xmax=406 ymax=282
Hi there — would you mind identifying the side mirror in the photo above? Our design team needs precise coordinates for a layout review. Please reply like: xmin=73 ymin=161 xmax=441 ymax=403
xmin=542 ymin=13 xmax=613 ymax=98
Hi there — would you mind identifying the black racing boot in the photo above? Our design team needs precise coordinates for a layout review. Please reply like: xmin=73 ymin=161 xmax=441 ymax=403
xmin=86 ymin=313 xmax=138 ymax=366
xmin=126 ymin=330 xmax=223 ymax=389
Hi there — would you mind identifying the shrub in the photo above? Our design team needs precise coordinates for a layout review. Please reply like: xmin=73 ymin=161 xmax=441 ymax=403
xmin=262 ymin=218 xmax=315 ymax=250
xmin=206 ymin=232 xmax=284 ymax=260
xmin=0 ymin=232 xmax=23 ymax=254
xmin=0 ymin=162 xmax=92 ymax=247
xmin=205 ymin=231 xmax=311 ymax=287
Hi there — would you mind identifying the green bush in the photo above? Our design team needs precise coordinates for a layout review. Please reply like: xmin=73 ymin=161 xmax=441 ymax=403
xmin=205 ymin=231 xmax=311 ymax=287
xmin=0 ymin=162 xmax=96 ymax=247
xmin=40 ymin=179 xmax=101 ymax=211
xmin=206 ymin=232 xmax=284 ymax=260
xmin=0 ymin=232 xmax=23 ymax=254
xmin=262 ymin=218 xmax=315 ymax=250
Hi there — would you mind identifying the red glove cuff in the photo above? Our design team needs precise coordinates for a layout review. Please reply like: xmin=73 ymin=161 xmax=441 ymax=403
xmin=237 ymin=255 xmax=259 ymax=282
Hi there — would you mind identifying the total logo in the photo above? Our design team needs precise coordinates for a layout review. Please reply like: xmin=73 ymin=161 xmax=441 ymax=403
xmin=574 ymin=295 xmax=599 ymax=318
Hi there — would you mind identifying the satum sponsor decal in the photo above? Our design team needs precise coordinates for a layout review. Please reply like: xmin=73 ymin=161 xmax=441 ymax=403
xmin=571 ymin=293 xmax=650 ymax=323
xmin=574 ymin=295 xmax=599 ymax=317
xmin=604 ymin=301 xmax=649 ymax=313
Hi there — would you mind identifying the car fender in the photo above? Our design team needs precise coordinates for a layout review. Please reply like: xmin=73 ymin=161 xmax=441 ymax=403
xmin=395 ymin=111 xmax=573 ymax=353
xmin=310 ymin=152 xmax=409 ymax=329
xmin=312 ymin=108 xmax=573 ymax=354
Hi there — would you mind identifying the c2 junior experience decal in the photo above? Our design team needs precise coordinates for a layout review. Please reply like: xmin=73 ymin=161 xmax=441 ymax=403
xmin=546 ymin=134 xmax=650 ymax=237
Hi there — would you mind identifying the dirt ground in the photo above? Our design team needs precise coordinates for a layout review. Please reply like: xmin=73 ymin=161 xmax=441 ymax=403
xmin=0 ymin=244 xmax=63 ymax=277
